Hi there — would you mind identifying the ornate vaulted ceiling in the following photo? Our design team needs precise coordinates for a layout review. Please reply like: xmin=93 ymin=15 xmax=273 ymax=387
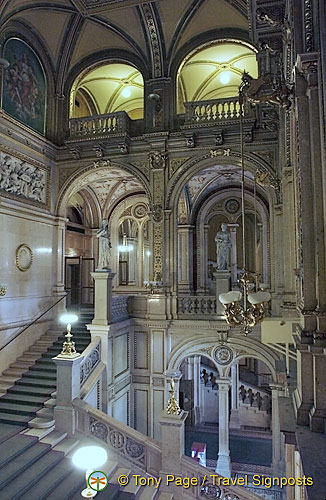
xmin=0 ymin=0 xmax=249 ymax=89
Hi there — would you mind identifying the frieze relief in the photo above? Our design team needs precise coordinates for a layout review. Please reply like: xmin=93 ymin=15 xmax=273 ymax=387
xmin=0 ymin=151 xmax=48 ymax=205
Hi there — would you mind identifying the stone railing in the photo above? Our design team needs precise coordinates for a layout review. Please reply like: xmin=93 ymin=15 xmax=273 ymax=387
xmin=80 ymin=337 xmax=101 ymax=388
xmin=69 ymin=111 xmax=130 ymax=140
xmin=178 ymin=296 xmax=217 ymax=318
xmin=184 ymin=97 xmax=253 ymax=125
xmin=73 ymin=399 xmax=162 ymax=476
xmin=74 ymin=399 xmax=261 ymax=500
xmin=181 ymin=456 xmax=263 ymax=500
xmin=111 ymin=295 xmax=129 ymax=323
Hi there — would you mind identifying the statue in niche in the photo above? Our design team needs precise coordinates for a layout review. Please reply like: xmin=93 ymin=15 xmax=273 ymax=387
xmin=96 ymin=219 xmax=111 ymax=270
xmin=215 ymin=223 xmax=231 ymax=270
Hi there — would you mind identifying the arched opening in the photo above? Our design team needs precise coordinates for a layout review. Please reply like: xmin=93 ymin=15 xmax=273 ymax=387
xmin=176 ymin=162 xmax=270 ymax=295
xmin=58 ymin=164 xmax=150 ymax=307
xmin=178 ymin=353 xmax=273 ymax=473
xmin=70 ymin=62 xmax=144 ymax=119
xmin=176 ymin=40 xmax=258 ymax=114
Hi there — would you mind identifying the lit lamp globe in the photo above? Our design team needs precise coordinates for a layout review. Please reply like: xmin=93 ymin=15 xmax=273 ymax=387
xmin=72 ymin=446 xmax=108 ymax=498
xmin=58 ymin=313 xmax=80 ymax=358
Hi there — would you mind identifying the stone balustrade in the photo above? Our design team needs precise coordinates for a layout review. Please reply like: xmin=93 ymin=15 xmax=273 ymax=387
xmin=178 ymin=296 xmax=217 ymax=317
xmin=180 ymin=455 xmax=263 ymax=500
xmin=79 ymin=337 xmax=101 ymax=388
xmin=74 ymin=398 xmax=162 ymax=476
xmin=69 ymin=111 xmax=130 ymax=139
xmin=73 ymin=399 xmax=262 ymax=500
xmin=184 ymin=97 xmax=253 ymax=125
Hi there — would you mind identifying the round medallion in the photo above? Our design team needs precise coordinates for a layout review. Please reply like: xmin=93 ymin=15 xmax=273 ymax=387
xmin=15 ymin=244 xmax=33 ymax=272
xmin=133 ymin=203 xmax=148 ymax=219
xmin=213 ymin=345 xmax=233 ymax=365
xmin=224 ymin=198 xmax=240 ymax=215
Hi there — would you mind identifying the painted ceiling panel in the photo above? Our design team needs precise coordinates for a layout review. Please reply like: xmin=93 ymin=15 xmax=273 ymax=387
xmin=178 ymin=0 xmax=247 ymax=51
xmin=18 ymin=10 xmax=70 ymax=62
xmin=70 ymin=20 xmax=132 ymax=69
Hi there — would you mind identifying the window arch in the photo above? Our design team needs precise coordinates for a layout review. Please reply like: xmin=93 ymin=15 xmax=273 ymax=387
xmin=176 ymin=40 xmax=258 ymax=114
xmin=70 ymin=62 xmax=144 ymax=120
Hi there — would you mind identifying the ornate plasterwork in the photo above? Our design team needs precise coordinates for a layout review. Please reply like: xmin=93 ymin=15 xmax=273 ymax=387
xmin=0 ymin=150 xmax=48 ymax=206
xmin=213 ymin=345 xmax=234 ymax=365
xmin=169 ymin=158 xmax=189 ymax=179
xmin=140 ymin=4 xmax=163 ymax=78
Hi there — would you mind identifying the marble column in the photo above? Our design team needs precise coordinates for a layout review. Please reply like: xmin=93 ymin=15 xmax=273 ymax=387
xmin=216 ymin=379 xmax=231 ymax=478
xmin=53 ymin=217 xmax=67 ymax=313
xmin=228 ymin=224 xmax=239 ymax=285
xmin=127 ymin=237 xmax=137 ymax=284
xmin=309 ymin=348 xmax=326 ymax=432
xmin=230 ymin=363 xmax=240 ymax=429
xmin=193 ymin=355 xmax=202 ymax=425
xmin=177 ymin=225 xmax=194 ymax=294
xmin=270 ymin=383 xmax=285 ymax=475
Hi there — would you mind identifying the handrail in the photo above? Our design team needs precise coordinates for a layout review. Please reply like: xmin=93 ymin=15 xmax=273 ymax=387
xmin=0 ymin=293 xmax=67 ymax=351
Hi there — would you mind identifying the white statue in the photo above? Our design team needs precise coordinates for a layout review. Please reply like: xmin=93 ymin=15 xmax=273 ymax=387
xmin=215 ymin=223 xmax=231 ymax=270
xmin=96 ymin=219 xmax=111 ymax=270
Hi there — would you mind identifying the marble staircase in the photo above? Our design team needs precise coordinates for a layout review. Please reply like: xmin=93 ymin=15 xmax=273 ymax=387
xmin=0 ymin=424 xmax=174 ymax=500
xmin=0 ymin=312 xmax=92 ymax=429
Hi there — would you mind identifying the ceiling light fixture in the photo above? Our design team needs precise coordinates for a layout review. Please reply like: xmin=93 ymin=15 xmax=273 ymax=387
xmin=121 ymin=87 xmax=131 ymax=98
xmin=219 ymin=72 xmax=231 ymax=85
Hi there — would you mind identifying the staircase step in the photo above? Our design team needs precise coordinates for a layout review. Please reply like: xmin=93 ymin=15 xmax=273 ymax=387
xmin=28 ymin=416 xmax=55 ymax=429
xmin=45 ymin=467 xmax=86 ymax=500
xmin=23 ymin=426 xmax=55 ymax=439
xmin=3 ymin=368 xmax=27 ymax=377
xmin=19 ymin=353 xmax=39 ymax=361
xmin=0 ymin=441 xmax=51 ymax=489
xmin=0 ymin=447 xmax=64 ymax=499
xmin=156 ymin=493 xmax=173 ymax=500
xmin=19 ymin=377 xmax=56 ymax=388
xmin=1 ymin=392 xmax=47 ymax=405
xmin=0 ymin=433 xmax=38 ymax=467
xmin=0 ymin=412 xmax=31 ymax=425
xmin=0 ymin=401 xmax=39 ymax=416
xmin=31 ymin=364 xmax=56 ymax=373
xmin=122 ymin=475 xmax=142 ymax=495
xmin=44 ymin=398 xmax=56 ymax=408
xmin=0 ymin=382 xmax=14 ymax=391
xmin=11 ymin=361 xmax=34 ymax=369
xmin=0 ymin=376 xmax=20 ymax=384
xmin=137 ymin=486 xmax=158 ymax=499
xmin=110 ymin=467 xmax=132 ymax=483
xmin=40 ymin=430 xmax=67 ymax=447
xmin=25 ymin=369 xmax=56 ymax=380
xmin=19 ymin=457 xmax=73 ymax=500
xmin=8 ymin=384 xmax=53 ymax=397
xmin=36 ymin=407 xmax=53 ymax=418
xmin=53 ymin=437 xmax=80 ymax=455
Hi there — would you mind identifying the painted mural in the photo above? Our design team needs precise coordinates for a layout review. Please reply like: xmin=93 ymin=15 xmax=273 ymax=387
xmin=2 ymin=38 xmax=46 ymax=135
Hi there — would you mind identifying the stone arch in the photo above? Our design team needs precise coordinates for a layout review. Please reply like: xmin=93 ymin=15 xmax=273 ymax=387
xmin=62 ymin=49 xmax=149 ymax=130
xmin=194 ymin=186 xmax=270 ymax=290
xmin=167 ymin=334 xmax=280 ymax=381
xmin=167 ymin=28 xmax=256 ymax=122
xmin=56 ymin=161 xmax=151 ymax=218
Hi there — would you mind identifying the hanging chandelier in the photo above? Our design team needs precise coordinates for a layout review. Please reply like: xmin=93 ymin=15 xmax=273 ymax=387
xmin=219 ymin=82 xmax=271 ymax=335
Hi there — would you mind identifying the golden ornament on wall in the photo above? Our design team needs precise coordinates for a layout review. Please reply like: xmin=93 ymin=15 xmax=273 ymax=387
xmin=15 ymin=244 xmax=33 ymax=272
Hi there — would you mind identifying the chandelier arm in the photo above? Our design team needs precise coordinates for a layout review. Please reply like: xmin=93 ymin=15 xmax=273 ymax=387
xmin=239 ymin=89 xmax=247 ymax=310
